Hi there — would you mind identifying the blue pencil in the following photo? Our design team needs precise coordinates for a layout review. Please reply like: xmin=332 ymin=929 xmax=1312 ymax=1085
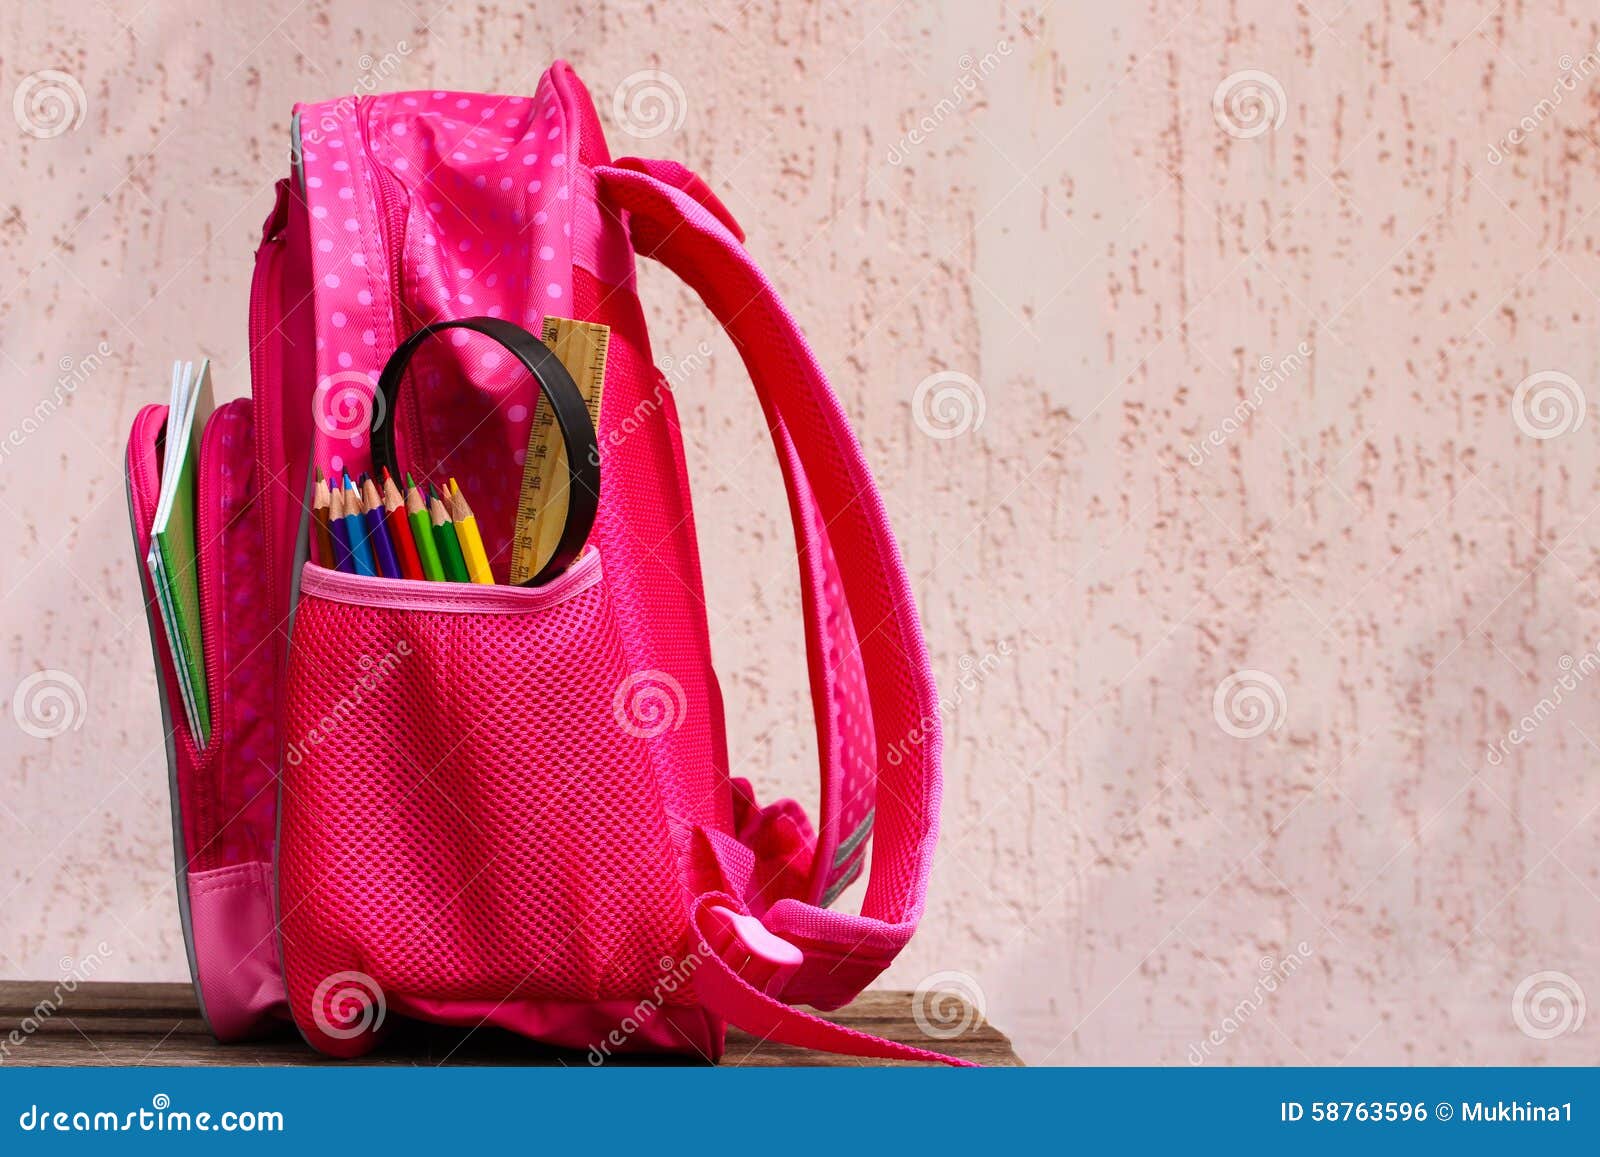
xmin=342 ymin=472 xmax=376 ymax=576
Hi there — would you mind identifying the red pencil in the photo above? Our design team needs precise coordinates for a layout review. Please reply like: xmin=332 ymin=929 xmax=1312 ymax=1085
xmin=381 ymin=467 xmax=426 ymax=580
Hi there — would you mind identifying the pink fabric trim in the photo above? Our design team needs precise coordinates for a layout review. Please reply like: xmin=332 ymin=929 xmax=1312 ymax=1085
xmin=299 ymin=549 xmax=600 ymax=614
xmin=187 ymin=862 xmax=286 ymax=1042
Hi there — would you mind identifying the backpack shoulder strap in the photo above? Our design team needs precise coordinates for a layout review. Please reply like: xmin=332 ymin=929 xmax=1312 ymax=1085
xmin=605 ymin=160 xmax=878 ymax=924
xmin=594 ymin=161 xmax=946 ymax=1014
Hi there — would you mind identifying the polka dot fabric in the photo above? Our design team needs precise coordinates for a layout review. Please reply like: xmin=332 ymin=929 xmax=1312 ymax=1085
xmin=297 ymin=78 xmax=575 ymax=569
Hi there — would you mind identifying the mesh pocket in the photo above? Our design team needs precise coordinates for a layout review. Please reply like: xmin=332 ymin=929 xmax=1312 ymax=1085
xmin=277 ymin=551 xmax=694 ymax=1055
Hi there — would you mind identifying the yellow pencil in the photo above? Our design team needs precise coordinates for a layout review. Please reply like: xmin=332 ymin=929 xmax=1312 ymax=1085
xmin=449 ymin=477 xmax=494 ymax=584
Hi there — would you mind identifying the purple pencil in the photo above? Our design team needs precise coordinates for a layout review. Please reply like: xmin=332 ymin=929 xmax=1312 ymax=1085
xmin=360 ymin=475 xmax=401 ymax=579
xmin=327 ymin=483 xmax=355 ymax=572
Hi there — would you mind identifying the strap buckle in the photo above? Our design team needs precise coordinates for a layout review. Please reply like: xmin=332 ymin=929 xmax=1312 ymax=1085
xmin=703 ymin=905 xmax=803 ymax=996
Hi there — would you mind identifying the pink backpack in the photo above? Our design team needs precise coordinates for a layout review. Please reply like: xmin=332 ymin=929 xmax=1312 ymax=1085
xmin=124 ymin=62 xmax=958 ymax=1065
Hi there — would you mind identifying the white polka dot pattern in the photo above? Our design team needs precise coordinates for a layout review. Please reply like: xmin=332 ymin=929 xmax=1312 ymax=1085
xmin=296 ymin=78 xmax=574 ymax=563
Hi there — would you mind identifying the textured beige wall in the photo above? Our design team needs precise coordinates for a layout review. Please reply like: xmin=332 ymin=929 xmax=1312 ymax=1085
xmin=3 ymin=0 xmax=1598 ymax=1065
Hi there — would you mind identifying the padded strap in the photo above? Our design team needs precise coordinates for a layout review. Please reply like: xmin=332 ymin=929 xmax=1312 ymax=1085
xmin=595 ymin=162 xmax=945 ymax=1008
xmin=612 ymin=161 xmax=876 ymax=922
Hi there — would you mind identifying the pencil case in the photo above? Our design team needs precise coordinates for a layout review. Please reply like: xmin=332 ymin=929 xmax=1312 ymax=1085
xmin=129 ymin=62 xmax=962 ymax=1065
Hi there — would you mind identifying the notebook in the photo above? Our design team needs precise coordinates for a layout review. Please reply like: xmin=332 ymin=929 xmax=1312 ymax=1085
xmin=146 ymin=359 xmax=214 ymax=748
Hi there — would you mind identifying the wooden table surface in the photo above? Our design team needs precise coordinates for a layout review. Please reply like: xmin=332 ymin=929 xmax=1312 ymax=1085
xmin=0 ymin=982 xmax=1019 ymax=1067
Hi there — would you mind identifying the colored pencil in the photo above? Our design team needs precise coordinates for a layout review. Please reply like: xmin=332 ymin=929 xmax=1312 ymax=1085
xmin=311 ymin=467 xmax=335 ymax=567
xmin=381 ymin=468 xmax=425 ymax=581
xmin=448 ymin=477 xmax=494 ymax=584
xmin=361 ymin=476 xmax=401 ymax=579
xmin=406 ymin=475 xmax=446 ymax=581
xmin=341 ymin=472 xmax=376 ymax=576
xmin=429 ymin=488 xmax=470 ymax=583
xmin=327 ymin=482 xmax=354 ymax=572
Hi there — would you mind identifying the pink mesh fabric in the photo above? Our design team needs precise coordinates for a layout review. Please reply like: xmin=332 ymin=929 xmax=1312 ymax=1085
xmin=277 ymin=555 xmax=697 ymax=1057
xmin=571 ymin=266 xmax=730 ymax=836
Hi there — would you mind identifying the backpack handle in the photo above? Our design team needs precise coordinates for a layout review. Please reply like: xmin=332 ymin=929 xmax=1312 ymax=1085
xmin=595 ymin=161 xmax=944 ymax=1005
xmin=369 ymin=317 xmax=600 ymax=586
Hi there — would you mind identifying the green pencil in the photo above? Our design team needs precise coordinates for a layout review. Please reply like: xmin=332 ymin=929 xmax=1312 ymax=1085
xmin=429 ymin=488 xmax=470 ymax=583
xmin=405 ymin=475 xmax=446 ymax=581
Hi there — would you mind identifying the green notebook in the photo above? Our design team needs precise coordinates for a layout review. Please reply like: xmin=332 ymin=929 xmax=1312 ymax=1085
xmin=146 ymin=359 xmax=215 ymax=749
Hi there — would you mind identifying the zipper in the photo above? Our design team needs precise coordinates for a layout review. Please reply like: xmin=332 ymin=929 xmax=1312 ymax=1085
xmin=356 ymin=97 xmax=422 ymax=463
xmin=249 ymin=181 xmax=290 ymax=633
xmin=357 ymin=98 xmax=410 ymax=331
xmin=194 ymin=403 xmax=236 ymax=756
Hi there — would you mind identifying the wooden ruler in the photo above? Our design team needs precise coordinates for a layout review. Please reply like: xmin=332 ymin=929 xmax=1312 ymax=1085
xmin=508 ymin=316 xmax=610 ymax=585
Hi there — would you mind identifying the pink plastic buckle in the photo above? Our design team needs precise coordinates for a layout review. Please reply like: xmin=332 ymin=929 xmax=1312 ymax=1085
xmin=704 ymin=905 xmax=803 ymax=996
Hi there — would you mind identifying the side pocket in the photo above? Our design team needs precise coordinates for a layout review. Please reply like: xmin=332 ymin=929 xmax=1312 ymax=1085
xmin=126 ymin=398 xmax=287 ymax=1041
xmin=277 ymin=550 xmax=696 ymax=1057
